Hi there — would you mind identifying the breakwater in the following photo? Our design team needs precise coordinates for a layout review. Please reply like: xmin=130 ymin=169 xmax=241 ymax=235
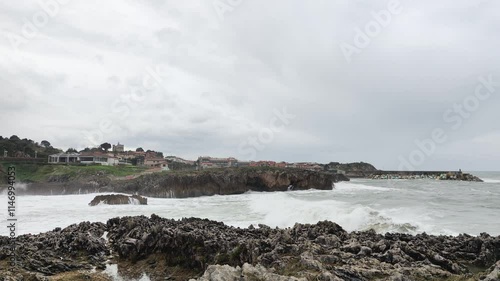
xmin=368 ymin=170 xmax=483 ymax=181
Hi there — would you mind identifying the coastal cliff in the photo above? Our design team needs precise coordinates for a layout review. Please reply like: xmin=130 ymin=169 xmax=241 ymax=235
xmin=1 ymin=215 xmax=499 ymax=280
xmin=110 ymin=167 xmax=348 ymax=198
xmin=6 ymin=167 xmax=348 ymax=197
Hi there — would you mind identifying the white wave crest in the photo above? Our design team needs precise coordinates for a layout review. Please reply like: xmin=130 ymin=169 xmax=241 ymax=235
xmin=334 ymin=181 xmax=393 ymax=192
xmin=1 ymin=182 xmax=28 ymax=195
xmin=128 ymin=197 xmax=141 ymax=205
xmin=482 ymin=178 xmax=500 ymax=183
xmin=247 ymin=192 xmax=423 ymax=234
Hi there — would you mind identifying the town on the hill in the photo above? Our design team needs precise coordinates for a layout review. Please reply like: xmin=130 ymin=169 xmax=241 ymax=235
xmin=0 ymin=135 xmax=368 ymax=174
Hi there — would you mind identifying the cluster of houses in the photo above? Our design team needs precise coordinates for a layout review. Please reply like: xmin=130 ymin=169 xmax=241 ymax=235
xmin=196 ymin=156 xmax=324 ymax=171
xmin=48 ymin=142 xmax=169 ymax=170
xmin=48 ymin=143 xmax=328 ymax=173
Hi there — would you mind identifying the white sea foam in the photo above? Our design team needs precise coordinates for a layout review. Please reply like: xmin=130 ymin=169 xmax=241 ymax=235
xmin=128 ymin=197 xmax=141 ymax=205
xmin=334 ymin=181 xmax=393 ymax=192
xmin=246 ymin=191 xmax=431 ymax=234
xmin=1 ymin=176 xmax=499 ymax=237
xmin=1 ymin=182 xmax=28 ymax=195
xmin=482 ymin=178 xmax=500 ymax=183
xmin=104 ymin=264 xmax=151 ymax=281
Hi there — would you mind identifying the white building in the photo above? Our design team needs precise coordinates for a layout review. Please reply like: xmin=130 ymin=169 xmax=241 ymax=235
xmin=48 ymin=153 xmax=80 ymax=164
xmin=79 ymin=153 xmax=119 ymax=166
xmin=48 ymin=152 xmax=119 ymax=166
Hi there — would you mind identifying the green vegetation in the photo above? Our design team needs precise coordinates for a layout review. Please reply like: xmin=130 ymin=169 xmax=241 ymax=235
xmin=167 ymin=161 xmax=196 ymax=171
xmin=324 ymin=161 xmax=377 ymax=171
xmin=0 ymin=135 xmax=61 ymax=159
xmin=0 ymin=163 xmax=149 ymax=183
xmin=99 ymin=142 xmax=112 ymax=152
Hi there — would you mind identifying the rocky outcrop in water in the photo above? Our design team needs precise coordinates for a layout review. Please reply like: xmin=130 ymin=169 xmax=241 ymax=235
xmin=109 ymin=168 xmax=348 ymax=198
xmin=1 ymin=215 xmax=499 ymax=280
xmin=440 ymin=172 xmax=483 ymax=182
xmin=88 ymin=194 xmax=147 ymax=206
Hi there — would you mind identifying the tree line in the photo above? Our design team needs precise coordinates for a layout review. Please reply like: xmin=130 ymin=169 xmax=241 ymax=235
xmin=0 ymin=135 xmax=162 ymax=160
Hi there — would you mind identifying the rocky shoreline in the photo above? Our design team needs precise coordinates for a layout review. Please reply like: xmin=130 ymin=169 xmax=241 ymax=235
xmin=1 ymin=215 xmax=499 ymax=280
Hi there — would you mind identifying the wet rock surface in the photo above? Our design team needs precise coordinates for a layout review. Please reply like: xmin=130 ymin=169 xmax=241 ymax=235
xmin=1 ymin=215 xmax=499 ymax=280
xmin=88 ymin=194 xmax=148 ymax=206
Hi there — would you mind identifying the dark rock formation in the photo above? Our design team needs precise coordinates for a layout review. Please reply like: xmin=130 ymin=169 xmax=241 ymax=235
xmin=109 ymin=167 xmax=348 ymax=198
xmin=2 ymin=215 xmax=499 ymax=280
xmin=444 ymin=172 xmax=483 ymax=182
xmin=7 ymin=167 xmax=349 ymax=198
xmin=0 ymin=221 xmax=108 ymax=279
xmin=89 ymin=194 xmax=147 ymax=206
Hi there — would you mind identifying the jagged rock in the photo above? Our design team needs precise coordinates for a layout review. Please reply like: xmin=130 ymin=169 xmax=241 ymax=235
xmin=484 ymin=261 xmax=500 ymax=281
xmin=1 ymin=215 xmax=499 ymax=280
xmin=189 ymin=263 xmax=306 ymax=281
xmin=88 ymin=194 xmax=147 ymax=206
xmin=358 ymin=246 xmax=372 ymax=256
xmin=0 ymin=221 xmax=108 ymax=277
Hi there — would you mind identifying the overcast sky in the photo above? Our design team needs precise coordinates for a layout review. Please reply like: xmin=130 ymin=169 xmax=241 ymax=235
xmin=1 ymin=0 xmax=499 ymax=170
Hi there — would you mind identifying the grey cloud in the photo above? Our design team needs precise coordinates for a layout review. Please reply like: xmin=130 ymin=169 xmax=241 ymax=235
xmin=1 ymin=0 xmax=499 ymax=169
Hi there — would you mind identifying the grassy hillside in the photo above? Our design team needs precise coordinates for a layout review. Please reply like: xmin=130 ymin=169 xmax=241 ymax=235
xmin=0 ymin=163 xmax=149 ymax=183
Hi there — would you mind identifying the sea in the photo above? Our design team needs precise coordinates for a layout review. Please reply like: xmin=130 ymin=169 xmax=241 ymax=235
xmin=1 ymin=171 xmax=499 ymax=237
